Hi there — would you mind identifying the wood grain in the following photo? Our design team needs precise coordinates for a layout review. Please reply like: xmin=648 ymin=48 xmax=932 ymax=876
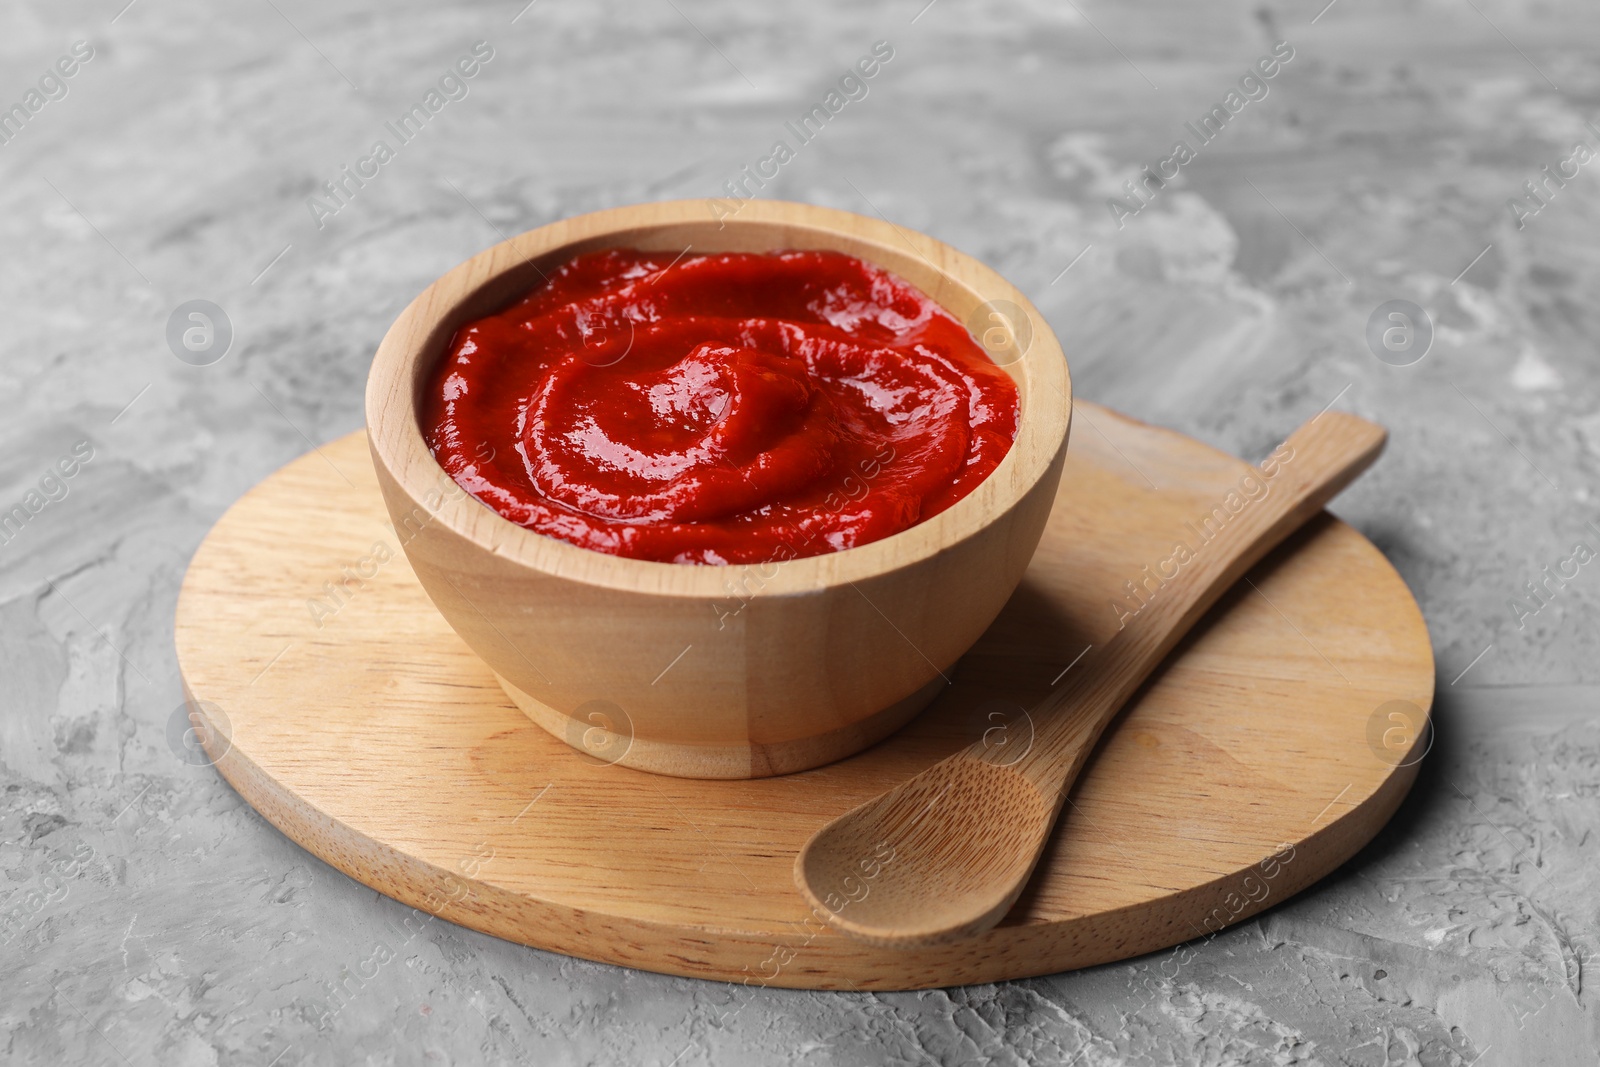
xmin=365 ymin=199 xmax=1073 ymax=777
xmin=173 ymin=402 xmax=1434 ymax=990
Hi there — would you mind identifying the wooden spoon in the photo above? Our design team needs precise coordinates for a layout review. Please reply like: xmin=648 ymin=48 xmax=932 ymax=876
xmin=793 ymin=411 xmax=1388 ymax=948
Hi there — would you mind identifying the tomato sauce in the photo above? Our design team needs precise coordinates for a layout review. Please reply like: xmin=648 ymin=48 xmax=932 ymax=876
xmin=422 ymin=248 xmax=1019 ymax=565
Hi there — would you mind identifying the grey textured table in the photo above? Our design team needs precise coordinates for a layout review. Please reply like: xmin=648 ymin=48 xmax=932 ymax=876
xmin=3 ymin=1 xmax=1597 ymax=1063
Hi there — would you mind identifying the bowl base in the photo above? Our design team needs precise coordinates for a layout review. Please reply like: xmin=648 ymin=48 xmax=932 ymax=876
xmin=494 ymin=673 xmax=947 ymax=779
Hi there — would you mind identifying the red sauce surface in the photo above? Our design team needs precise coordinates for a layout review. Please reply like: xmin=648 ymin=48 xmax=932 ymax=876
xmin=423 ymin=249 xmax=1019 ymax=565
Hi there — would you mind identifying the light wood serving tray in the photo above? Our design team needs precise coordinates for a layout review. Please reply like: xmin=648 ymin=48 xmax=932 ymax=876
xmin=174 ymin=401 xmax=1434 ymax=990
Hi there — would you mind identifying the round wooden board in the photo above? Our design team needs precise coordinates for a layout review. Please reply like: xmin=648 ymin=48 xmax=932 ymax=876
xmin=174 ymin=402 xmax=1434 ymax=990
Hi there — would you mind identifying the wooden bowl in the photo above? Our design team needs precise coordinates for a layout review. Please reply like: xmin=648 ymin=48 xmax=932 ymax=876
xmin=365 ymin=199 xmax=1071 ymax=778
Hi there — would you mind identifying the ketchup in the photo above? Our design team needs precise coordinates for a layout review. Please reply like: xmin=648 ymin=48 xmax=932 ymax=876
xmin=422 ymin=249 xmax=1019 ymax=565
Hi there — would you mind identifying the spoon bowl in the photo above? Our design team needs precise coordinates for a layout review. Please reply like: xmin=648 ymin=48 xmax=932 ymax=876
xmin=796 ymin=758 xmax=1053 ymax=946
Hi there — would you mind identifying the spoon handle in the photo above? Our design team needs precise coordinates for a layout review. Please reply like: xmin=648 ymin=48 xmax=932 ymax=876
xmin=995 ymin=411 xmax=1388 ymax=805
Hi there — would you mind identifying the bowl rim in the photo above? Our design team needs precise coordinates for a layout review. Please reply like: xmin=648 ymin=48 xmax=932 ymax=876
xmin=365 ymin=198 xmax=1071 ymax=599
